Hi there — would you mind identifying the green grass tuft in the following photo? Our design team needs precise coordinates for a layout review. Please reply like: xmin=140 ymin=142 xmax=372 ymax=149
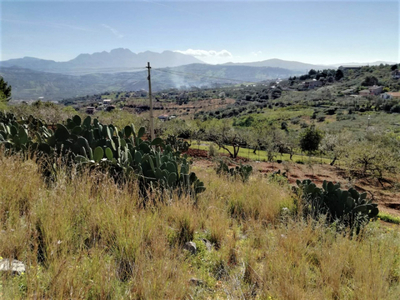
xmin=378 ymin=212 xmax=400 ymax=224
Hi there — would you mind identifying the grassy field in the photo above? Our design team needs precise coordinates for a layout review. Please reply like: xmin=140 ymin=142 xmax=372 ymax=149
xmin=0 ymin=154 xmax=399 ymax=299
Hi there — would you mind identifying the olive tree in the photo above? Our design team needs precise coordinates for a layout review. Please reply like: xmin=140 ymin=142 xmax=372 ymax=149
xmin=207 ymin=120 xmax=245 ymax=159
xmin=320 ymin=132 xmax=351 ymax=166
xmin=299 ymin=126 xmax=323 ymax=155
xmin=345 ymin=135 xmax=399 ymax=185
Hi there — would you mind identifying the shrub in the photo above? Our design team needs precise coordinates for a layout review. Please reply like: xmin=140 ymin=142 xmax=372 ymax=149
xmin=296 ymin=179 xmax=379 ymax=234
xmin=290 ymin=117 xmax=301 ymax=125
xmin=390 ymin=104 xmax=400 ymax=113
xmin=269 ymin=169 xmax=288 ymax=185
xmin=362 ymin=76 xmax=379 ymax=87
xmin=311 ymin=111 xmax=317 ymax=120
xmin=165 ymin=135 xmax=191 ymax=152
xmin=300 ymin=121 xmax=309 ymax=128
xmin=208 ymin=143 xmax=218 ymax=157
xmin=215 ymin=160 xmax=253 ymax=183
xmin=299 ymin=126 xmax=323 ymax=154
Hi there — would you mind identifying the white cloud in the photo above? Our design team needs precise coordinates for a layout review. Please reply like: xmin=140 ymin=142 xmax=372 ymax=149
xmin=101 ymin=24 xmax=124 ymax=38
xmin=251 ymin=51 xmax=262 ymax=56
xmin=174 ymin=49 xmax=233 ymax=58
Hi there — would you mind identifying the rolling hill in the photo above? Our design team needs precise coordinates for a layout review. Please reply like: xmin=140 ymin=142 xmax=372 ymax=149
xmin=223 ymin=58 xmax=332 ymax=72
xmin=223 ymin=59 xmax=397 ymax=72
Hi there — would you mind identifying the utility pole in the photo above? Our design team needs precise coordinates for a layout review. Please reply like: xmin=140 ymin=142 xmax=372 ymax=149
xmin=146 ymin=62 xmax=155 ymax=141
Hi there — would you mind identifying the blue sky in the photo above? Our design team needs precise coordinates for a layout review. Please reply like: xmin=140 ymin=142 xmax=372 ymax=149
xmin=1 ymin=0 xmax=399 ymax=64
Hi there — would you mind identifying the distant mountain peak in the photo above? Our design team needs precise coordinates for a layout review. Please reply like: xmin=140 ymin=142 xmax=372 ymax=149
xmin=0 ymin=49 xmax=204 ymax=74
xmin=110 ymin=48 xmax=132 ymax=53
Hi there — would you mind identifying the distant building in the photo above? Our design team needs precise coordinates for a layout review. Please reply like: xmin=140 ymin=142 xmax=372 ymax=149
xmin=369 ymin=85 xmax=383 ymax=95
xmin=386 ymin=92 xmax=400 ymax=99
xmin=86 ymin=107 xmax=95 ymax=114
xmin=359 ymin=85 xmax=383 ymax=96
xmin=303 ymin=79 xmax=322 ymax=89
xmin=158 ymin=114 xmax=169 ymax=121
xmin=157 ymin=114 xmax=176 ymax=121
xmin=103 ymin=99 xmax=112 ymax=105
xmin=359 ymin=89 xmax=371 ymax=96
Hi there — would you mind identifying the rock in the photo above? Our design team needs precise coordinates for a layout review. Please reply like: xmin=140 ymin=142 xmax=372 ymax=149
xmin=201 ymin=238 xmax=213 ymax=251
xmin=189 ymin=277 xmax=204 ymax=286
xmin=183 ymin=241 xmax=197 ymax=255
xmin=281 ymin=207 xmax=290 ymax=215
xmin=0 ymin=259 xmax=26 ymax=275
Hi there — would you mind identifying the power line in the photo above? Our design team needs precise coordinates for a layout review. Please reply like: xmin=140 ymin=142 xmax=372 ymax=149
xmin=152 ymin=68 xmax=252 ymax=83
xmin=0 ymin=66 xmax=147 ymax=76
xmin=153 ymin=68 xmax=250 ymax=83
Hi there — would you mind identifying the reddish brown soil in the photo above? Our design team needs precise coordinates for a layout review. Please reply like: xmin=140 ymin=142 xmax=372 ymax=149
xmin=185 ymin=148 xmax=209 ymax=158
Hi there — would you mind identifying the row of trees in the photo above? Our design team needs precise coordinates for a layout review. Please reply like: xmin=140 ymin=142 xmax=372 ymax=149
xmin=159 ymin=117 xmax=399 ymax=183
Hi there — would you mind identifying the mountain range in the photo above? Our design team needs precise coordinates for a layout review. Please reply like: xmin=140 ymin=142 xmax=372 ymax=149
xmin=1 ymin=48 xmax=396 ymax=75
xmin=223 ymin=59 xmax=332 ymax=72
xmin=224 ymin=59 xmax=398 ymax=72
xmin=0 ymin=49 xmax=204 ymax=75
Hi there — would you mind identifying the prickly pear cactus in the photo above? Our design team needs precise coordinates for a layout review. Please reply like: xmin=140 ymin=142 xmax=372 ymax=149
xmin=216 ymin=159 xmax=253 ymax=183
xmin=296 ymin=179 xmax=379 ymax=233
xmin=0 ymin=113 xmax=205 ymax=199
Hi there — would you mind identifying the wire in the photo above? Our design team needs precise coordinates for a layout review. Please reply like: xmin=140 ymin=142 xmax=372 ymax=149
xmin=0 ymin=66 xmax=147 ymax=76
xmin=153 ymin=68 xmax=250 ymax=83
xmin=59 ymin=67 xmax=147 ymax=75
xmin=152 ymin=68 xmax=252 ymax=83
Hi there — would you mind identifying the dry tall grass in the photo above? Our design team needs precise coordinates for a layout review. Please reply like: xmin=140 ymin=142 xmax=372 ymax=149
xmin=0 ymin=155 xmax=399 ymax=299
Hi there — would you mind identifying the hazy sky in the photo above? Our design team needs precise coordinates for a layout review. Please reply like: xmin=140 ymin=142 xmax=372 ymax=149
xmin=1 ymin=0 xmax=399 ymax=64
